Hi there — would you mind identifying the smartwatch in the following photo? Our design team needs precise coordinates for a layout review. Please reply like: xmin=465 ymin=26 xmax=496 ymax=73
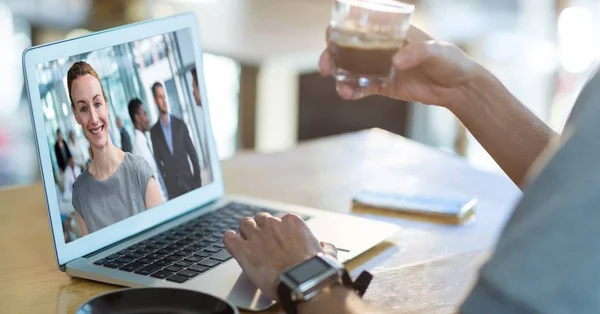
xmin=276 ymin=252 xmax=372 ymax=314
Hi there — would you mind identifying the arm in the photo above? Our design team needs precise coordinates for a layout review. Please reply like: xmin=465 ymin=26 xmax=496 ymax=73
xmin=74 ymin=211 xmax=89 ymax=236
xmin=321 ymin=26 xmax=557 ymax=187
xmin=298 ymin=285 xmax=384 ymax=314
xmin=144 ymin=177 xmax=163 ymax=209
xmin=448 ymin=65 xmax=557 ymax=186
xmin=182 ymin=123 xmax=201 ymax=185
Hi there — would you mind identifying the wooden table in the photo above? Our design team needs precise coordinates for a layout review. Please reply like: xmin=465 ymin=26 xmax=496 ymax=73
xmin=0 ymin=129 xmax=520 ymax=313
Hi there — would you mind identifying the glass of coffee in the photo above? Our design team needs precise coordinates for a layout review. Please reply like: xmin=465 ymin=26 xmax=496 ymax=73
xmin=329 ymin=0 xmax=414 ymax=88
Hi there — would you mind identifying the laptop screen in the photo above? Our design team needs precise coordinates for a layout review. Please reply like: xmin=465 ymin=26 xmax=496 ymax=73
xmin=35 ymin=28 xmax=213 ymax=243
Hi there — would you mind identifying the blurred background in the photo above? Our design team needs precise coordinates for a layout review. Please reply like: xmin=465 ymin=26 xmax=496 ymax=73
xmin=0 ymin=0 xmax=598 ymax=188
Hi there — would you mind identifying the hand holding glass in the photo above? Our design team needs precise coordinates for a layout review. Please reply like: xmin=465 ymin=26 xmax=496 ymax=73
xmin=329 ymin=0 xmax=414 ymax=88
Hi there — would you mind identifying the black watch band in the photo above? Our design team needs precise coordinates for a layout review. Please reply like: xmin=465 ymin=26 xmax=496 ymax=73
xmin=277 ymin=267 xmax=373 ymax=314
xmin=344 ymin=269 xmax=373 ymax=297
xmin=277 ymin=279 xmax=297 ymax=314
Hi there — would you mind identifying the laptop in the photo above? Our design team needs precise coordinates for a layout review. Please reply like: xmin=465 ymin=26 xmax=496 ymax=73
xmin=22 ymin=12 xmax=399 ymax=311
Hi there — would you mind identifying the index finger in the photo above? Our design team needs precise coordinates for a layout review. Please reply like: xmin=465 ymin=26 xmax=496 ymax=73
xmin=406 ymin=25 xmax=433 ymax=42
xmin=223 ymin=230 xmax=245 ymax=260
xmin=319 ymin=50 xmax=333 ymax=77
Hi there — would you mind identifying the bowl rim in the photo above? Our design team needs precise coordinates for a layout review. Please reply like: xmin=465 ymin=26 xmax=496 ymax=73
xmin=75 ymin=286 xmax=239 ymax=314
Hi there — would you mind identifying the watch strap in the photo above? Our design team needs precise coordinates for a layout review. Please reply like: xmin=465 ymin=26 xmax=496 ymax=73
xmin=277 ymin=279 xmax=297 ymax=314
xmin=348 ymin=270 xmax=373 ymax=297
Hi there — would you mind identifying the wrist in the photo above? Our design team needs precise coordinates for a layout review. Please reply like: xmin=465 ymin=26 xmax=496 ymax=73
xmin=446 ymin=63 xmax=510 ymax=115
xmin=276 ymin=252 xmax=372 ymax=314
xmin=272 ymin=249 xmax=334 ymax=301
xmin=297 ymin=284 xmax=354 ymax=314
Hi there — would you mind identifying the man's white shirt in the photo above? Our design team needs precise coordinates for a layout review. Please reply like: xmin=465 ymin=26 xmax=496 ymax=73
xmin=132 ymin=128 xmax=168 ymax=202
xmin=63 ymin=165 xmax=81 ymax=201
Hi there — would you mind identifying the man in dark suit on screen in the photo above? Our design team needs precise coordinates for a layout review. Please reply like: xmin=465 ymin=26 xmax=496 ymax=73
xmin=149 ymin=82 xmax=201 ymax=199
xmin=54 ymin=129 xmax=72 ymax=173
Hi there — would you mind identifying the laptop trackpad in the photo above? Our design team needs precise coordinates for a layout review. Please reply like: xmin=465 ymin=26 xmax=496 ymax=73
xmin=186 ymin=259 xmax=275 ymax=312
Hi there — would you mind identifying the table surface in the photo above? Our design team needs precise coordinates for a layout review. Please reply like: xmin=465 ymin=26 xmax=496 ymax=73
xmin=0 ymin=129 xmax=520 ymax=313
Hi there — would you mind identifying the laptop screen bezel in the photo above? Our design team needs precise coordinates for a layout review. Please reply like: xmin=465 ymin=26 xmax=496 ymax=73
xmin=22 ymin=12 xmax=225 ymax=267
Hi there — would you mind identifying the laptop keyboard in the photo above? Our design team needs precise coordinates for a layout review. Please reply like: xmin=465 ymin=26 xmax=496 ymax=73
xmin=92 ymin=202 xmax=311 ymax=283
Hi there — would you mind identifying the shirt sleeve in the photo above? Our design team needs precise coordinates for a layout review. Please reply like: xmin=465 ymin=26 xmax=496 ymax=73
xmin=132 ymin=133 xmax=142 ymax=155
xmin=461 ymin=103 xmax=600 ymax=314
xmin=63 ymin=169 xmax=70 ymax=195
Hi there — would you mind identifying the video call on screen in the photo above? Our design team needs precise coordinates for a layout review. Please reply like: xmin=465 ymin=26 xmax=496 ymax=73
xmin=36 ymin=29 xmax=213 ymax=243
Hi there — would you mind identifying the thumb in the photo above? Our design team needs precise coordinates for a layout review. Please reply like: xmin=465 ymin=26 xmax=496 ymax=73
xmin=392 ymin=40 xmax=439 ymax=71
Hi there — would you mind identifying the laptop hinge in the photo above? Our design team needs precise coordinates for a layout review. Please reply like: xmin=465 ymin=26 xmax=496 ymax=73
xmin=82 ymin=199 xmax=219 ymax=259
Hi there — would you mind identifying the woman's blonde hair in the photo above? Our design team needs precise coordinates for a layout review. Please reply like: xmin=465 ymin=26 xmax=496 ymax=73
xmin=67 ymin=61 xmax=108 ymax=160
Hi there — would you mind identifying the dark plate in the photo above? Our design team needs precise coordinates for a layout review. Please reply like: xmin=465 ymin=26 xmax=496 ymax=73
xmin=76 ymin=287 xmax=238 ymax=314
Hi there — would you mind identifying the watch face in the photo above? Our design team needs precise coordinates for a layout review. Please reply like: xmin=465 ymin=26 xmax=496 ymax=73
xmin=288 ymin=257 xmax=331 ymax=285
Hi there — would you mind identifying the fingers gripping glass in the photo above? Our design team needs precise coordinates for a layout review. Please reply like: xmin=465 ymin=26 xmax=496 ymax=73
xmin=329 ymin=0 xmax=414 ymax=88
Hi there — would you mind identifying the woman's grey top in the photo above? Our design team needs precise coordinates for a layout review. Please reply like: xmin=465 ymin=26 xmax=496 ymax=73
xmin=72 ymin=152 xmax=154 ymax=233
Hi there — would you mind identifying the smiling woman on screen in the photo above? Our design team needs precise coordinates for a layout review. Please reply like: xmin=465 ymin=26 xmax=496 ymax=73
xmin=67 ymin=61 xmax=163 ymax=236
